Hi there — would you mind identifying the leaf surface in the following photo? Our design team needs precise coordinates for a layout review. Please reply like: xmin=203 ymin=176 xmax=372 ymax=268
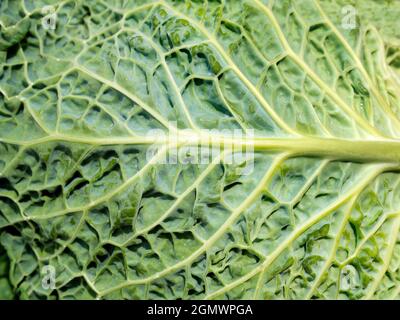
xmin=1 ymin=0 xmax=400 ymax=299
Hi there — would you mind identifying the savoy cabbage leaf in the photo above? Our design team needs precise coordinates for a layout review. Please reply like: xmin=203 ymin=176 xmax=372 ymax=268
xmin=0 ymin=0 xmax=400 ymax=300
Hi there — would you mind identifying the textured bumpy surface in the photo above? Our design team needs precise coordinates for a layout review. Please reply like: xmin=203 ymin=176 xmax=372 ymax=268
xmin=1 ymin=0 xmax=400 ymax=300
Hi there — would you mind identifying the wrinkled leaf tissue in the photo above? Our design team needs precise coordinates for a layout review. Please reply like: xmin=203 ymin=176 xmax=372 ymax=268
xmin=0 ymin=0 xmax=400 ymax=300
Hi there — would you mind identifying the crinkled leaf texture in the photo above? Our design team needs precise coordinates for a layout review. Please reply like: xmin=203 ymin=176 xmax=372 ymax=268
xmin=0 ymin=0 xmax=400 ymax=300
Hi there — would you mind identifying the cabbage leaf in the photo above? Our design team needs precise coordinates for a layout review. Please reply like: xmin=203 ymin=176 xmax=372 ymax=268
xmin=1 ymin=0 xmax=400 ymax=300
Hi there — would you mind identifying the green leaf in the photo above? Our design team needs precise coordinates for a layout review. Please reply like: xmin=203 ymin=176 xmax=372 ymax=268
xmin=0 ymin=0 xmax=400 ymax=300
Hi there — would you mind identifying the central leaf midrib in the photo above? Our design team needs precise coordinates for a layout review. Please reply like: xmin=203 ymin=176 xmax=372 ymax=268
xmin=4 ymin=134 xmax=400 ymax=165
